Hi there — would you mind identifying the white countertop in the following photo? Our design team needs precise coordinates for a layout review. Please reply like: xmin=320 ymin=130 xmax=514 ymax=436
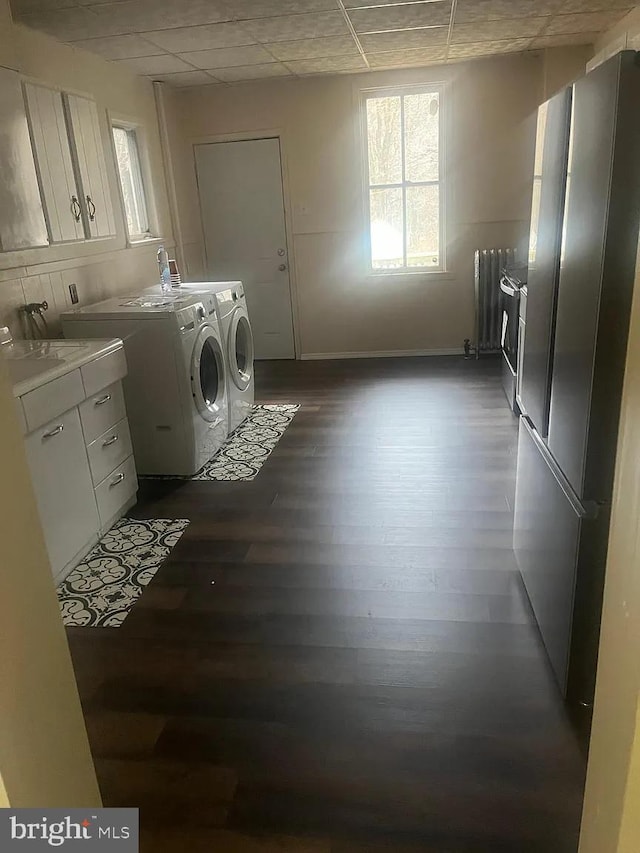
xmin=1 ymin=338 xmax=124 ymax=397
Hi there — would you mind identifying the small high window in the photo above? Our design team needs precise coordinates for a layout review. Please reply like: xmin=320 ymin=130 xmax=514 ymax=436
xmin=364 ymin=86 xmax=444 ymax=273
xmin=112 ymin=125 xmax=151 ymax=240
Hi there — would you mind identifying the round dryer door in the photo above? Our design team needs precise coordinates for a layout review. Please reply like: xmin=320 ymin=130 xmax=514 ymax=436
xmin=191 ymin=326 xmax=226 ymax=422
xmin=228 ymin=309 xmax=254 ymax=391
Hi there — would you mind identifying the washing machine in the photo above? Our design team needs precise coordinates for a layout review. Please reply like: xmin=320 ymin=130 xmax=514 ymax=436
xmin=145 ymin=281 xmax=254 ymax=433
xmin=61 ymin=292 xmax=228 ymax=476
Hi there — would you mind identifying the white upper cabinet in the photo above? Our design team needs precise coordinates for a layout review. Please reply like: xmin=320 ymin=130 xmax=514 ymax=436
xmin=0 ymin=68 xmax=48 ymax=251
xmin=64 ymin=92 xmax=116 ymax=239
xmin=0 ymin=74 xmax=119 ymax=256
xmin=23 ymin=82 xmax=85 ymax=244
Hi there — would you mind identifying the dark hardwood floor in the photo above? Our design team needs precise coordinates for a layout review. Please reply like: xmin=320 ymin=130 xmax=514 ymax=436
xmin=66 ymin=356 xmax=586 ymax=853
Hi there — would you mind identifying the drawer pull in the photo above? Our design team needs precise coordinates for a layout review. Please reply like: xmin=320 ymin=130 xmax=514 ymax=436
xmin=109 ymin=472 xmax=125 ymax=487
xmin=95 ymin=394 xmax=112 ymax=406
xmin=102 ymin=434 xmax=119 ymax=447
xmin=43 ymin=424 xmax=64 ymax=438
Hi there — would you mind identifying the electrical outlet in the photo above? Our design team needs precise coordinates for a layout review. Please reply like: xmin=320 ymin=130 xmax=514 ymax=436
xmin=69 ymin=283 xmax=79 ymax=305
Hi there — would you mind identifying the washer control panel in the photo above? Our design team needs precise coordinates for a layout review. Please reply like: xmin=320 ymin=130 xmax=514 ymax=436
xmin=176 ymin=294 xmax=217 ymax=331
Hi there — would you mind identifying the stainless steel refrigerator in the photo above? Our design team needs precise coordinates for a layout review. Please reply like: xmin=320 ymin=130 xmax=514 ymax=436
xmin=514 ymin=51 xmax=640 ymax=727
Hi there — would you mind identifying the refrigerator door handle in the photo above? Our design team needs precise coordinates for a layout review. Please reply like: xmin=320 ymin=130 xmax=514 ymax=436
xmin=520 ymin=416 xmax=600 ymax=519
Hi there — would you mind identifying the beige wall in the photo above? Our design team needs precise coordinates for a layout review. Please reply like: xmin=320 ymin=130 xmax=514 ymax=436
xmin=0 ymin=2 xmax=173 ymax=338
xmin=579 ymin=243 xmax=640 ymax=853
xmin=541 ymin=43 xmax=592 ymax=100
xmin=594 ymin=6 xmax=640 ymax=56
xmin=0 ymin=357 xmax=100 ymax=806
xmin=166 ymin=46 xmax=587 ymax=358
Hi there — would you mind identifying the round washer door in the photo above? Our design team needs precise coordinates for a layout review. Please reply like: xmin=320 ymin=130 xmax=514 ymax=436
xmin=228 ymin=308 xmax=254 ymax=391
xmin=191 ymin=326 xmax=226 ymax=422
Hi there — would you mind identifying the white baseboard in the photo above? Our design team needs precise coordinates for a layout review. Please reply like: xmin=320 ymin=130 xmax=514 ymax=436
xmin=300 ymin=348 xmax=465 ymax=360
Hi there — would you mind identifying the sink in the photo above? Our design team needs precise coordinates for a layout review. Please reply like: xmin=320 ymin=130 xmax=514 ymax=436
xmin=6 ymin=357 xmax=62 ymax=384
xmin=2 ymin=337 xmax=123 ymax=396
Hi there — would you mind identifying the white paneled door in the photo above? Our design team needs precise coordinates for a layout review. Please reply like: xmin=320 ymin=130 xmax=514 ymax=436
xmin=195 ymin=137 xmax=295 ymax=360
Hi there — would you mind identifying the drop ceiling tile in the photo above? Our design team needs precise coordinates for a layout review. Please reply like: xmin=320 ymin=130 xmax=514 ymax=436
xmin=560 ymin=0 xmax=633 ymax=11
xmin=448 ymin=37 xmax=532 ymax=57
xmin=285 ymin=54 xmax=367 ymax=74
xmin=454 ymin=0 xmax=563 ymax=22
xmin=11 ymin=0 xmax=75 ymax=15
xmin=142 ymin=22 xmax=256 ymax=52
xmin=178 ymin=44 xmax=276 ymax=69
xmin=359 ymin=27 xmax=448 ymax=51
xmin=265 ymin=34 xmax=359 ymax=60
xmin=228 ymin=0 xmax=338 ymax=18
xmin=530 ymin=31 xmax=598 ymax=47
xmin=17 ymin=7 xmax=110 ymax=40
xmin=212 ymin=63 xmax=292 ymax=81
xmin=116 ymin=53 xmax=195 ymax=74
xmin=87 ymin=0 xmax=234 ymax=36
xmin=367 ymin=46 xmax=448 ymax=67
xmin=348 ymin=2 xmax=452 ymax=32
xmin=153 ymin=70 xmax=220 ymax=86
xmin=545 ymin=10 xmax=628 ymax=34
xmin=73 ymin=33 xmax=163 ymax=59
xmin=451 ymin=17 xmax=548 ymax=43
xmin=241 ymin=10 xmax=349 ymax=43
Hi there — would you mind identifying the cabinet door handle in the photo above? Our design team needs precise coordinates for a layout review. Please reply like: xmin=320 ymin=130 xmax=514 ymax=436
xmin=95 ymin=394 xmax=111 ymax=406
xmin=102 ymin=434 xmax=119 ymax=447
xmin=109 ymin=472 xmax=125 ymax=487
xmin=86 ymin=195 xmax=96 ymax=222
xmin=71 ymin=196 xmax=82 ymax=223
xmin=43 ymin=424 xmax=64 ymax=438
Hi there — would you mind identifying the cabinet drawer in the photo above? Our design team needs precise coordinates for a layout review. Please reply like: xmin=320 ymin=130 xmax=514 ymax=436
xmin=87 ymin=418 xmax=132 ymax=486
xmin=79 ymin=381 xmax=126 ymax=444
xmin=21 ymin=368 xmax=85 ymax=433
xmin=95 ymin=455 xmax=137 ymax=529
xmin=81 ymin=346 xmax=127 ymax=398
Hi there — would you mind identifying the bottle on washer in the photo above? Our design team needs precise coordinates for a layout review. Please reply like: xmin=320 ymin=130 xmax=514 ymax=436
xmin=157 ymin=246 xmax=171 ymax=293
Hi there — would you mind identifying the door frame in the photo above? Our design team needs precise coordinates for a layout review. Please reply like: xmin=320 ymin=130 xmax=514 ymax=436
xmin=191 ymin=129 xmax=300 ymax=359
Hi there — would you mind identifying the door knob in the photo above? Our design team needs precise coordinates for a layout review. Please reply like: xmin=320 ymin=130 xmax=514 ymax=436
xmin=279 ymin=263 xmax=287 ymax=271
xmin=277 ymin=248 xmax=286 ymax=257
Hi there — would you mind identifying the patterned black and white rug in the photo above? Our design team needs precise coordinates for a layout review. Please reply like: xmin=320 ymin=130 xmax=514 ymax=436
xmin=57 ymin=518 xmax=189 ymax=628
xmin=194 ymin=403 xmax=299 ymax=481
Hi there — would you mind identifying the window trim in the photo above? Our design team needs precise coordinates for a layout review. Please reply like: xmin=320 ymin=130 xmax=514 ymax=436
xmin=361 ymin=83 xmax=446 ymax=276
xmin=109 ymin=116 xmax=158 ymax=245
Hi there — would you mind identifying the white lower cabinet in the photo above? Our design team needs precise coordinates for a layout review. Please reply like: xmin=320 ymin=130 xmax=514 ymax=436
xmin=25 ymin=407 xmax=99 ymax=577
xmin=16 ymin=345 xmax=137 ymax=583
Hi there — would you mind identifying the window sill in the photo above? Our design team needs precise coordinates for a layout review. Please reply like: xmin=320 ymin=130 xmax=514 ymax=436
xmin=127 ymin=235 xmax=163 ymax=248
xmin=366 ymin=269 xmax=455 ymax=281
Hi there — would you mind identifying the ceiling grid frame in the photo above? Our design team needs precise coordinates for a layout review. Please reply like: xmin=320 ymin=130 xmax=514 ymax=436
xmin=10 ymin=0 xmax=633 ymax=86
